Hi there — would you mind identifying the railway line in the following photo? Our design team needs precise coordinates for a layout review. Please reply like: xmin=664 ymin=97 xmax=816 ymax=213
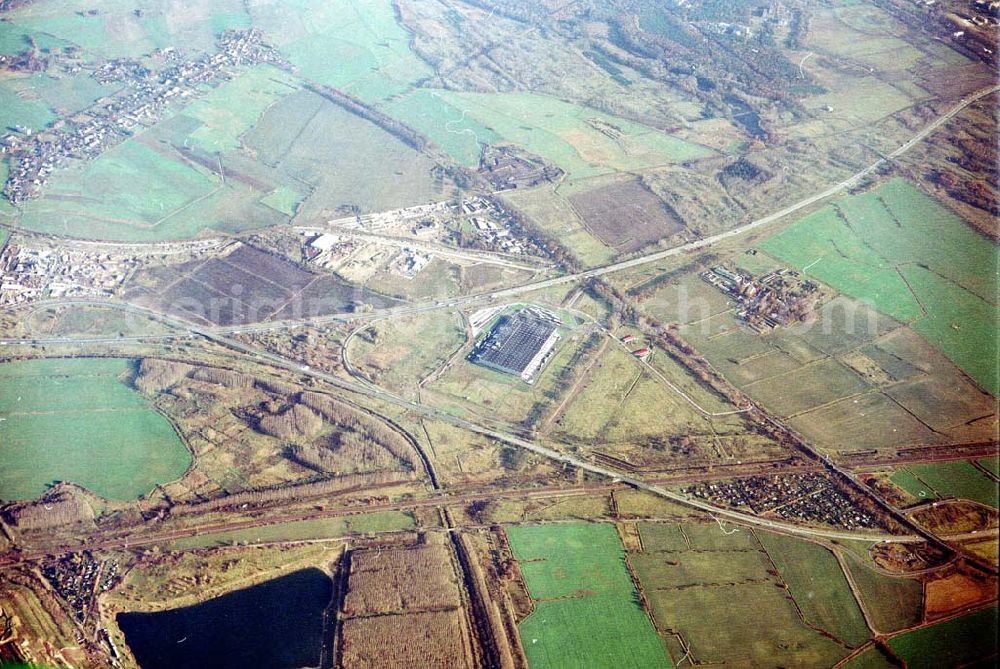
xmin=0 ymin=84 xmax=997 ymax=568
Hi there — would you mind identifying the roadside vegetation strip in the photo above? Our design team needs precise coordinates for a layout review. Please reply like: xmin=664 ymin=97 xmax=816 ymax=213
xmin=507 ymin=523 xmax=673 ymax=669
xmin=756 ymin=532 xmax=871 ymax=647
xmin=0 ymin=358 xmax=191 ymax=502
xmin=887 ymin=606 xmax=998 ymax=669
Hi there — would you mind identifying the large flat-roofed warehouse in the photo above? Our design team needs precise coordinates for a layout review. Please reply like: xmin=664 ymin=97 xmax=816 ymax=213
xmin=469 ymin=310 xmax=561 ymax=383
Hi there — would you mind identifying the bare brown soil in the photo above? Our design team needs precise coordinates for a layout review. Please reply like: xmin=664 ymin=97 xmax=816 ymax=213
xmin=568 ymin=179 xmax=684 ymax=253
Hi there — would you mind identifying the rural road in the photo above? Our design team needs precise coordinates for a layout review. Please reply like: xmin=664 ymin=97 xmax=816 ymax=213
xmin=295 ymin=226 xmax=550 ymax=272
xmin=1 ymin=85 xmax=996 ymax=548
xmin=210 ymin=83 xmax=1000 ymax=337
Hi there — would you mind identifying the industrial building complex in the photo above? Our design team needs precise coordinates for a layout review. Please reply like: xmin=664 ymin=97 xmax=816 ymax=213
xmin=468 ymin=308 xmax=562 ymax=383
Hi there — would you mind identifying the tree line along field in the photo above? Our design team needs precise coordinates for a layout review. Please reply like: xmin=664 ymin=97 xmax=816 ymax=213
xmin=0 ymin=357 xmax=191 ymax=501
xmin=506 ymin=523 xmax=672 ymax=669
xmin=759 ymin=178 xmax=998 ymax=396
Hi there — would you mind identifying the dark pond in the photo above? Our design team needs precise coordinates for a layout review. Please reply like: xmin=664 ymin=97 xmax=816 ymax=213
xmin=118 ymin=568 xmax=332 ymax=669
xmin=723 ymin=94 xmax=767 ymax=140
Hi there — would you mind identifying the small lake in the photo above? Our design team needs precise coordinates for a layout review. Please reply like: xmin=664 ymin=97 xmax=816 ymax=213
xmin=118 ymin=568 xmax=333 ymax=669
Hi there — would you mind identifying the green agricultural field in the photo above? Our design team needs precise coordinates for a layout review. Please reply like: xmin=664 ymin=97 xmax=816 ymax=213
xmin=507 ymin=524 xmax=672 ymax=669
xmin=27 ymin=72 xmax=118 ymax=119
xmin=633 ymin=523 xmax=850 ymax=667
xmin=166 ymin=510 xmax=415 ymax=550
xmin=245 ymin=90 xmax=448 ymax=217
xmin=760 ymin=178 xmax=998 ymax=395
xmin=183 ymin=65 xmax=299 ymax=153
xmin=670 ymin=522 xmax=759 ymax=550
xmin=0 ymin=358 xmax=191 ymax=501
xmin=259 ymin=187 xmax=304 ymax=217
xmin=978 ymin=457 xmax=1000 ymax=477
xmin=637 ymin=523 xmax=688 ymax=552
xmin=554 ymin=344 xmax=728 ymax=446
xmin=757 ymin=532 xmax=870 ymax=646
xmin=901 ymin=264 xmax=997 ymax=399
xmin=888 ymin=606 xmax=997 ymax=669
xmin=383 ymin=89 xmax=500 ymax=167
xmin=500 ymin=187 xmax=616 ymax=267
xmin=631 ymin=546 xmax=771 ymax=589
xmin=18 ymin=139 xmax=219 ymax=240
xmin=841 ymin=554 xmax=923 ymax=633
xmin=801 ymin=75 xmax=915 ymax=124
xmin=0 ymin=20 xmax=67 ymax=54
xmin=249 ymin=0 xmax=431 ymax=103
xmin=6 ymin=0 xmax=247 ymax=58
xmin=742 ymin=357 xmax=869 ymax=417
xmin=434 ymin=91 xmax=713 ymax=178
xmin=840 ymin=647 xmax=899 ymax=669
xmin=889 ymin=468 xmax=938 ymax=501
xmin=761 ymin=207 xmax=921 ymax=324
xmin=904 ymin=461 xmax=999 ymax=509
xmin=0 ymin=80 xmax=57 ymax=132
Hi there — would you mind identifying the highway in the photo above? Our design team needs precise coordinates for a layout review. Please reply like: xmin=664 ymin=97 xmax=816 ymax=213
xmin=1 ymin=84 xmax=996 ymax=551
xmin=164 ymin=83 xmax=999 ymax=338
xmin=214 ymin=84 xmax=1000 ymax=337
xmin=192 ymin=323 xmax=925 ymax=544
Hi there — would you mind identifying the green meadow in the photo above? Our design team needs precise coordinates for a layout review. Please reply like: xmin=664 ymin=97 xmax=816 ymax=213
xmin=757 ymin=533 xmax=870 ymax=647
xmin=507 ymin=523 xmax=672 ymax=669
xmin=761 ymin=178 xmax=998 ymax=395
xmin=888 ymin=606 xmax=997 ymax=669
xmin=18 ymin=139 xmax=220 ymax=240
xmin=184 ymin=65 xmax=299 ymax=153
xmin=434 ymin=91 xmax=713 ymax=178
xmin=260 ymin=186 xmax=305 ymax=217
xmin=383 ymin=89 xmax=499 ymax=167
xmin=249 ymin=0 xmax=431 ymax=103
xmin=904 ymin=461 xmax=999 ymax=508
xmin=6 ymin=0 xmax=250 ymax=58
xmin=0 ymin=358 xmax=191 ymax=501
